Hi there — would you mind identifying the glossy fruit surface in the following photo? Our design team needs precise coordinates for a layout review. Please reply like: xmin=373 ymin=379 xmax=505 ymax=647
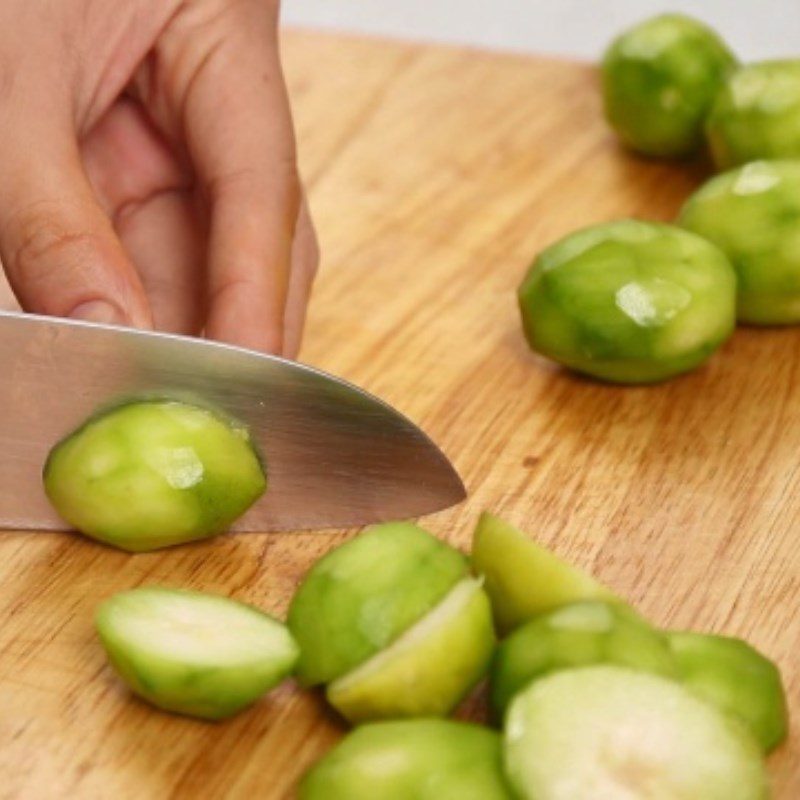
xmin=44 ymin=399 xmax=266 ymax=551
xmin=328 ymin=577 xmax=495 ymax=723
xmin=472 ymin=513 xmax=620 ymax=634
xmin=299 ymin=719 xmax=512 ymax=800
xmin=669 ymin=630 xmax=788 ymax=752
xmin=679 ymin=160 xmax=800 ymax=324
xmin=603 ymin=13 xmax=736 ymax=157
xmin=490 ymin=601 xmax=675 ymax=719
xmin=504 ymin=666 xmax=768 ymax=800
xmin=96 ymin=587 xmax=298 ymax=720
xmin=288 ymin=521 xmax=468 ymax=685
xmin=706 ymin=60 xmax=800 ymax=169
xmin=518 ymin=220 xmax=736 ymax=383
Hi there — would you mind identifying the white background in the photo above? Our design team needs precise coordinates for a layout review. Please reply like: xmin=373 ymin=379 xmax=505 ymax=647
xmin=282 ymin=0 xmax=800 ymax=61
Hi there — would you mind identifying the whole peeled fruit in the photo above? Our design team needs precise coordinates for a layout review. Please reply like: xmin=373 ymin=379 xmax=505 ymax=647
xmin=602 ymin=13 xmax=736 ymax=158
xmin=706 ymin=60 xmax=800 ymax=169
xmin=518 ymin=220 xmax=737 ymax=383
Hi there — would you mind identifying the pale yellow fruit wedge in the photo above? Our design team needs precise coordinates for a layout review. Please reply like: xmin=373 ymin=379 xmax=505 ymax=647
xmin=327 ymin=577 xmax=495 ymax=723
xmin=472 ymin=513 xmax=621 ymax=634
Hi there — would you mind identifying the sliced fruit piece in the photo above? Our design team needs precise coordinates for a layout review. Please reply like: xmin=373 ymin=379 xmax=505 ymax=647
xmin=491 ymin=600 xmax=676 ymax=720
xmin=327 ymin=577 xmax=494 ymax=723
xmin=96 ymin=587 xmax=298 ymax=720
xmin=504 ymin=666 xmax=768 ymax=800
xmin=669 ymin=630 xmax=788 ymax=753
xmin=288 ymin=522 xmax=468 ymax=686
xmin=471 ymin=513 xmax=621 ymax=634
xmin=299 ymin=719 xmax=512 ymax=800
xmin=44 ymin=399 xmax=266 ymax=551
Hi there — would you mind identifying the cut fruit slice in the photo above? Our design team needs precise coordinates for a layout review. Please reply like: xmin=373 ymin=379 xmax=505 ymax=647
xmin=44 ymin=399 xmax=266 ymax=551
xmin=327 ymin=577 xmax=495 ymax=723
xmin=471 ymin=513 xmax=620 ymax=634
xmin=288 ymin=522 xmax=468 ymax=686
xmin=96 ymin=587 xmax=299 ymax=720
xmin=669 ymin=630 xmax=788 ymax=753
xmin=491 ymin=601 xmax=676 ymax=720
xmin=504 ymin=666 xmax=768 ymax=800
xmin=299 ymin=719 xmax=512 ymax=800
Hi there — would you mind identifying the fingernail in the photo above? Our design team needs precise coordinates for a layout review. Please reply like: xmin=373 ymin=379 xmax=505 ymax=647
xmin=69 ymin=300 xmax=126 ymax=326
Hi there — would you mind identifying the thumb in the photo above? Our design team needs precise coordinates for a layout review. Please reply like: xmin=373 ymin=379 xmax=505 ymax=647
xmin=0 ymin=135 xmax=152 ymax=327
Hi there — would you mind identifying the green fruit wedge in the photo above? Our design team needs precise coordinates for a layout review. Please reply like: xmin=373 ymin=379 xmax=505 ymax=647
xmin=602 ymin=13 xmax=736 ymax=158
xmin=679 ymin=160 xmax=800 ymax=324
xmin=518 ymin=220 xmax=737 ymax=383
xmin=96 ymin=588 xmax=299 ymax=720
xmin=706 ymin=60 xmax=800 ymax=169
xmin=44 ymin=399 xmax=266 ymax=551
xmin=288 ymin=522 xmax=468 ymax=686
xmin=491 ymin=601 xmax=676 ymax=720
xmin=669 ymin=630 xmax=788 ymax=753
xmin=471 ymin=513 xmax=621 ymax=634
xmin=327 ymin=577 xmax=495 ymax=723
xmin=504 ymin=666 xmax=769 ymax=800
xmin=299 ymin=719 xmax=513 ymax=800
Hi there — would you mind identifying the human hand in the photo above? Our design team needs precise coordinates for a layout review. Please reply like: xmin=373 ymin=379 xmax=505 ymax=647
xmin=0 ymin=0 xmax=318 ymax=357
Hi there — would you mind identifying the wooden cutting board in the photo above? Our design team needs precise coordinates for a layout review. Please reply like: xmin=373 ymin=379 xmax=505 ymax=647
xmin=1 ymin=29 xmax=798 ymax=798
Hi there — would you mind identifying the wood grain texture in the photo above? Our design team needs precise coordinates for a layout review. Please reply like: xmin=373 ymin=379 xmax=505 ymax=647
xmin=1 ymin=29 xmax=798 ymax=798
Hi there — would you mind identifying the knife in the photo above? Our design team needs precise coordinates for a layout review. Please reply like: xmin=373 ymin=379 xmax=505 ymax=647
xmin=0 ymin=311 xmax=465 ymax=532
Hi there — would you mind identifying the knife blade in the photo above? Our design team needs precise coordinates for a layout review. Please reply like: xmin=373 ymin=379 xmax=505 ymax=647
xmin=0 ymin=311 xmax=465 ymax=531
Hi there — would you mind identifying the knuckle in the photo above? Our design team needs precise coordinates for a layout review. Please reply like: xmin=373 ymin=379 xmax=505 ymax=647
xmin=15 ymin=213 xmax=94 ymax=272
xmin=6 ymin=202 xmax=107 ymax=308
xmin=206 ymin=158 xmax=300 ymax=205
xmin=180 ymin=0 xmax=277 ymax=32
xmin=207 ymin=275 xmax=253 ymax=309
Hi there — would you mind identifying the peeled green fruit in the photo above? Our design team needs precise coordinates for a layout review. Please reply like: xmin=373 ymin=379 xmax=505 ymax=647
xmin=328 ymin=577 xmax=495 ymax=723
xmin=706 ymin=60 xmax=800 ymax=169
xmin=299 ymin=719 xmax=512 ymax=800
xmin=44 ymin=399 xmax=266 ymax=551
xmin=471 ymin=513 xmax=620 ymax=634
xmin=669 ymin=630 xmax=788 ymax=753
xmin=504 ymin=666 xmax=769 ymax=800
xmin=602 ymin=13 xmax=736 ymax=158
xmin=96 ymin=588 xmax=299 ymax=720
xmin=490 ymin=601 xmax=676 ymax=719
xmin=518 ymin=220 xmax=737 ymax=383
xmin=288 ymin=522 xmax=468 ymax=685
xmin=679 ymin=160 xmax=800 ymax=324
